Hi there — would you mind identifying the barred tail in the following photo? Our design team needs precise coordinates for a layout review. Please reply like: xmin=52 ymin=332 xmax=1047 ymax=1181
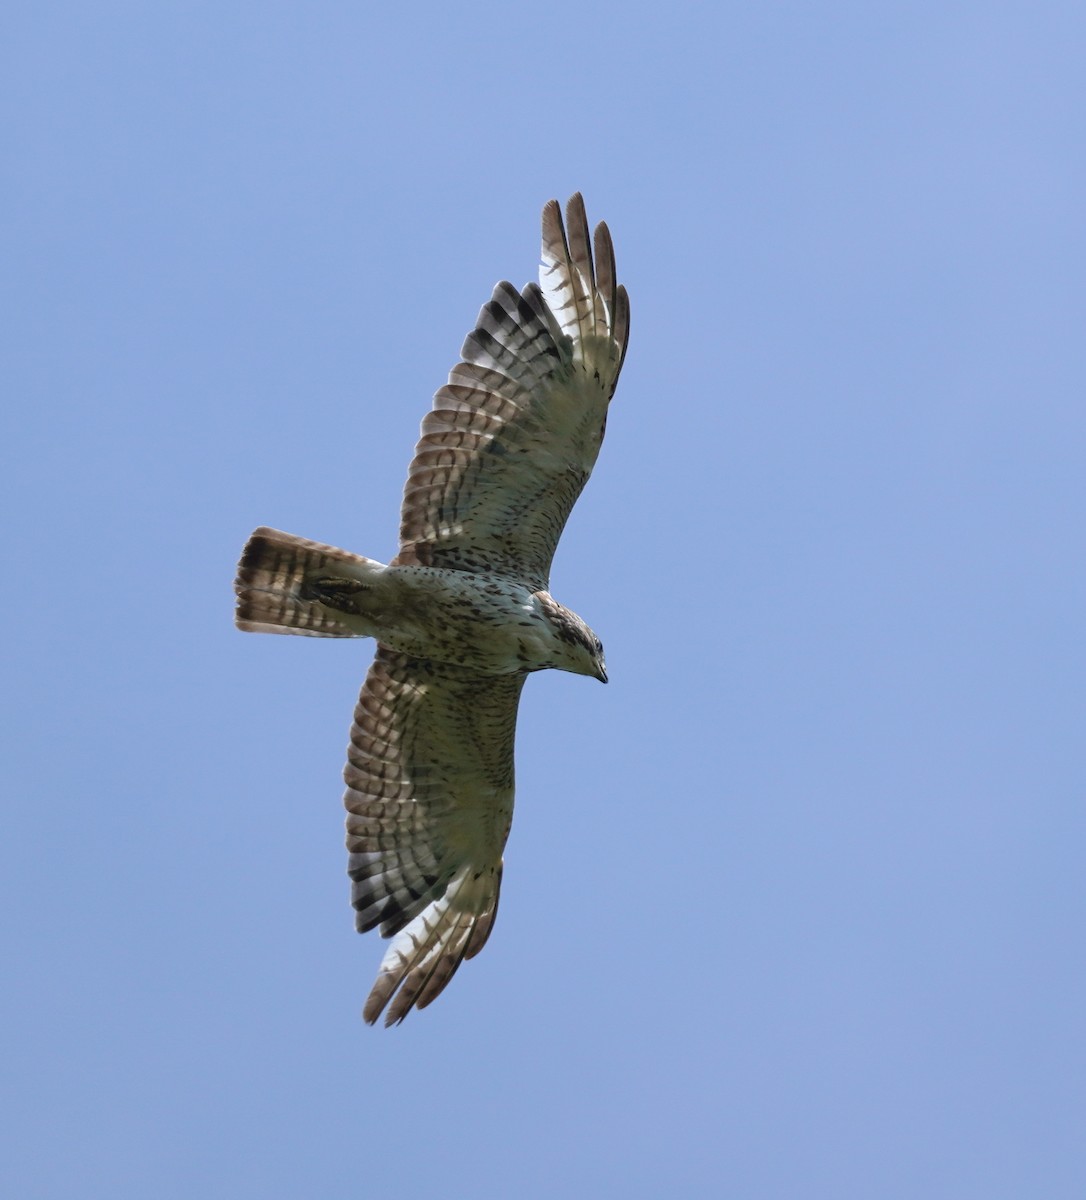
xmin=234 ymin=526 xmax=378 ymax=637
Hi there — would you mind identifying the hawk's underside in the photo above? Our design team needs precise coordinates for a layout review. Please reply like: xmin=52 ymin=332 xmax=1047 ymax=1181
xmin=234 ymin=195 xmax=629 ymax=1024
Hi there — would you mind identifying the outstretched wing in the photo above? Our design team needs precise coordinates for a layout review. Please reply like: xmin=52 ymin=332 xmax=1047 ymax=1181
xmin=344 ymin=646 xmax=525 ymax=1025
xmin=394 ymin=194 xmax=630 ymax=592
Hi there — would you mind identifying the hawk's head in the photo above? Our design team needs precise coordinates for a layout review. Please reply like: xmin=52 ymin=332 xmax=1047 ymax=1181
xmin=534 ymin=592 xmax=608 ymax=684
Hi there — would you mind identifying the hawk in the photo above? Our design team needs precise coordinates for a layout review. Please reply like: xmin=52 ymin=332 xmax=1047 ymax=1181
xmin=234 ymin=195 xmax=629 ymax=1024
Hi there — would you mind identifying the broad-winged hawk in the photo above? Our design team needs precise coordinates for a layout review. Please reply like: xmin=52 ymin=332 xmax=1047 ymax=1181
xmin=234 ymin=195 xmax=629 ymax=1024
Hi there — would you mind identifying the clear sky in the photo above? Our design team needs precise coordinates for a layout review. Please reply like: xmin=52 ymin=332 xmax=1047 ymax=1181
xmin=5 ymin=3 xmax=1085 ymax=1196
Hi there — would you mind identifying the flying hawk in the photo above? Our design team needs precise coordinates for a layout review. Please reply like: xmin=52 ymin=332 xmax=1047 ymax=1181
xmin=234 ymin=195 xmax=629 ymax=1024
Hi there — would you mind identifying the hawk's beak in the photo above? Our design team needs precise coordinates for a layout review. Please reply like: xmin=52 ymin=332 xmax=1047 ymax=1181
xmin=595 ymin=664 xmax=608 ymax=684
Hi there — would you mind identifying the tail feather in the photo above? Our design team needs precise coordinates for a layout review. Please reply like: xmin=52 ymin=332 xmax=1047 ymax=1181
xmin=234 ymin=526 xmax=376 ymax=637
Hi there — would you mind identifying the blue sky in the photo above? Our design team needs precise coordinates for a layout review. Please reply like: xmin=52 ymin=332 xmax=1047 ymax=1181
xmin=5 ymin=2 xmax=1085 ymax=1196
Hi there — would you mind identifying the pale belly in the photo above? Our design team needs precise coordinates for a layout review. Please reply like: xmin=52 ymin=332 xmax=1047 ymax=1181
xmin=324 ymin=565 xmax=554 ymax=674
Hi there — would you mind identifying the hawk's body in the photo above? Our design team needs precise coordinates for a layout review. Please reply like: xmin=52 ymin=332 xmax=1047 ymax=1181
xmin=235 ymin=196 xmax=629 ymax=1024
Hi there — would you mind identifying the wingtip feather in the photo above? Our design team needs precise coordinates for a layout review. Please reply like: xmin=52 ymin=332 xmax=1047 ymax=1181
xmin=538 ymin=194 xmax=629 ymax=384
xmin=360 ymin=865 xmax=502 ymax=1025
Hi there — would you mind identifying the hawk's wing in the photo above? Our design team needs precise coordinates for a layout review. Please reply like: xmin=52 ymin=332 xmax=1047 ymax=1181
xmin=345 ymin=646 xmax=525 ymax=1025
xmin=393 ymin=194 xmax=630 ymax=592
